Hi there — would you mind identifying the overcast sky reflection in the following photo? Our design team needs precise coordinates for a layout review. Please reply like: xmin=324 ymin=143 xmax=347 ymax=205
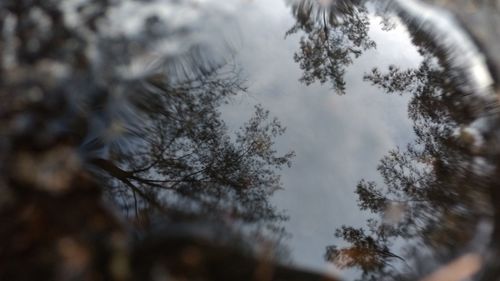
xmin=216 ymin=0 xmax=421 ymax=276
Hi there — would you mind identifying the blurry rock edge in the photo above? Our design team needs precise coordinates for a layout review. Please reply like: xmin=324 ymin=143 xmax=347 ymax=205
xmin=0 ymin=0 xmax=499 ymax=281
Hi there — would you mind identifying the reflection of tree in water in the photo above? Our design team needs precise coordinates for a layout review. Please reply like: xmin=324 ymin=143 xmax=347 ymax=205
xmin=0 ymin=0 xmax=297 ymax=279
xmin=324 ymin=12 xmax=497 ymax=281
xmin=286 ymin=0 xmax=394 ymax=94
xmin=92 ymin=61 xmax=295 ymax=251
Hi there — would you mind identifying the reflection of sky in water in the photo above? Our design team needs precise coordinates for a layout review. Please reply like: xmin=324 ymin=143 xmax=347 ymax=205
xmin=216 ymin=0 xmax=421 ymax=276
xmin=4 ymin=0 xmax=500 ymax=280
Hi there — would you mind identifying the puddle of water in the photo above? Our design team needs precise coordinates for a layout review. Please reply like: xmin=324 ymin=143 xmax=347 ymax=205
xmin=1 ymin=0 xmax=500 ymax=280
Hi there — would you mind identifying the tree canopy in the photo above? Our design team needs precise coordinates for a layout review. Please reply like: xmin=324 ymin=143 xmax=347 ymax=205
xmin=324 ymin=9 xmax=497 ymax=281
xmin=0 ymin=1 xmax=297 ymax=279
xmin=285 ymin=0 xmax=395 ymax=94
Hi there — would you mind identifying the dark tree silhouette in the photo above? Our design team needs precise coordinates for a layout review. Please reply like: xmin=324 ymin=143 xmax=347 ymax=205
xmin=286 ymin=0 xmax=388 ymax=94
xmin=325 ymin=225 xmax=404 ymax=271
xmin=90 ymin=63 xmax=295 ymax=246
xmin=325 ymin=11 xmax=498 ymax=281
xmin=0 ymin=0 xmax=299 ymax=279
xmin=0 ymin=0 xmax=295 ymax=239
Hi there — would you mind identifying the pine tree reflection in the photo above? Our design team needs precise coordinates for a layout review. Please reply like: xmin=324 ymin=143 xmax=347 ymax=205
xmin=91 ymin=60 xmax=295 ymax=249
xmin=324 ymin=10 xmax=498 ymax=281
xmin=0 ymin=1 xmax=296 ymax=278
xmin=285 ymin=0 xmax=394 ymax=94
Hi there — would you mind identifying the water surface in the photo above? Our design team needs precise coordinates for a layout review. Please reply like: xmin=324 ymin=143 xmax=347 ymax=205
xmin=2 ymin=0 xmax=500 ymax=280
